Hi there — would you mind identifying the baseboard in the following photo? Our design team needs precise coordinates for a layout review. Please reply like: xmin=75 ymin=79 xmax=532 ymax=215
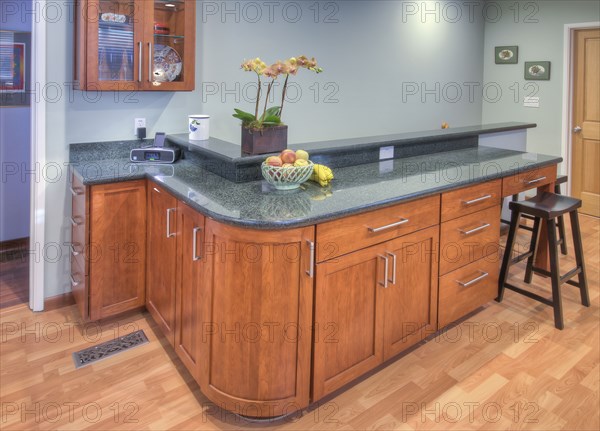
xmin=44 ymin=292 xmax=75 ymax=311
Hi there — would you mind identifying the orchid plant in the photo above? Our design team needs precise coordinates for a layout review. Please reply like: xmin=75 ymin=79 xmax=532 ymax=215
xmin=233 ymin=56 xmax=323 ymax=130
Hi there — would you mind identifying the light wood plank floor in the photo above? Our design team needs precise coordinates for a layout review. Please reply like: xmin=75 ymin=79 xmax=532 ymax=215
xmin=1 ymin=216 xmax=598 ymax=430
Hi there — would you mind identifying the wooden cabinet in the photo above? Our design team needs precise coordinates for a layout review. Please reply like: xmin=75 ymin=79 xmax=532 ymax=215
xmin=75 ymin=0 xmax=196 ymax=91
xmin=146 ymin=183 xmax=178 ymax=345
xmin=502 ymin=164 xmax=556 ymax=197
xmin=174 ymin=201 xmax=204 ymax=381
xmin=313 ymin=225 xmax=439 ymax=400
xmin=200 ymin=220 xmax=315 ymax=417
xmin=80 ymin=180 xmax=147 ymax=320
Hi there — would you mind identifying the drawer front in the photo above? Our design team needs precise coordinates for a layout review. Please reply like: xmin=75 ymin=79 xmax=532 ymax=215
xmin=440 ymin=205 xmax=500 ymax=275
xmin=441 ymin=179 xmax=501 ymax=222
xmin=438 ymin=257 xmax=499 ymax=328
xmin=502 ymin=165 xmax=557 ymax=197
xmin=70 ymin=252 xmax=88 ymax=320
xmin=71 ymin=173 xmax=88 ymax=216
xmin=316 ymin=195 xmax=440 ymax=262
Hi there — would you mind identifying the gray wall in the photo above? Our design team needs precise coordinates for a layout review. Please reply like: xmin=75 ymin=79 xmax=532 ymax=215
xmin=482 ymin=0 xmax=600 ymax=158
xmin=0 ymin=0 xmax=31 ymax=241
xmin=43 ymin=1 xmax=487 ymax=298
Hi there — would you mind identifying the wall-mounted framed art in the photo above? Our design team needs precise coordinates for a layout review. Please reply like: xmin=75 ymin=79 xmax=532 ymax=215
xmin=0 ymin=30 xmax=31 ymax=107
xmin=495 ymin=46 xmax=519 ymax=64
xmin=524 ymin=61 xmax=551 ymax=80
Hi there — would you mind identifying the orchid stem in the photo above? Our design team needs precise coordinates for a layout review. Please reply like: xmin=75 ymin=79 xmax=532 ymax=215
xmin=280 ymin=74 xmax=289 ymax=120
xmin=254 ymin=74 xmax=261 ymax=121
xmin=262 ymin=80 xmax=274 ymax=124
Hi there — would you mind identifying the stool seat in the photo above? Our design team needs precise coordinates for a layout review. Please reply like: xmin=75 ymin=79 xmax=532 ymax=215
xmin=509 ymin=192 xmax=581 ymax=220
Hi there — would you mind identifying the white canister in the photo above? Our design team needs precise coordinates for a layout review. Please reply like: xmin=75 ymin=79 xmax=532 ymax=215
xmin=189 ymin=115 xmax=210 ymax=140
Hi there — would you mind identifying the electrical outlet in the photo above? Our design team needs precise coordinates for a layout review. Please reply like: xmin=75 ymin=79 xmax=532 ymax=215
xmin=134 ymin=118 xmax=146 ymax=135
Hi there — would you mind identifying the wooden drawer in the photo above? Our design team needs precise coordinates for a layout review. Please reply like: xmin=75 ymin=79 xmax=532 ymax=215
xmin=438 ymin=257 xmax=499 ymax=328
xmin=71 ymin=173 xmax=88 ymax=219
xmin=316 ymin=195 xmax=440 ymax=262
xmin=441 ymin=179 xmax=501 ymax=222
xmin=502 ymin=164 xmax=557 ymax=197
xmin=440 ymin=205 xmax=500 ymax=275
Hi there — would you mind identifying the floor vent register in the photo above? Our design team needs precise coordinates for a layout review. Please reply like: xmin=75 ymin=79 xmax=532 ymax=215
xmin=72 ymin=330 xmax=149 ymax=369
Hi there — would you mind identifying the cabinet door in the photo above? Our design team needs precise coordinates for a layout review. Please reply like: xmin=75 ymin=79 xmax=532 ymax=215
xmin=313 ymin=244 xmax=386 ymax=401
xmin=142 ymin=0 xmax=195 ymax=90
xmin=382 ymin=226 xmax=439 ymax=360
xmin=174 ymin=202 xmax=204 ymax=380
xmin=89 ymin=180 xmax=146 ymax=320
xmin=76 ymin=0 xmax=144 ymax=91
xmin=200 ymin=220 xmax=314 ymax=417
xmin=146 ymin=183 xmax=178 ymax=345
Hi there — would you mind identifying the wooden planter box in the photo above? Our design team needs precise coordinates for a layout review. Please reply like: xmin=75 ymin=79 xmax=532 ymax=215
xmin=241 ymin=125 xmax=288 ymax=155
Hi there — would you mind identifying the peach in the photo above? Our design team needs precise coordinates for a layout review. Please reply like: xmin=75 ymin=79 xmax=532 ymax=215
xmin=280 ymin=149 xmax=296 ymax=164
xmin=265 ymin=156 xmax=283 ymax=167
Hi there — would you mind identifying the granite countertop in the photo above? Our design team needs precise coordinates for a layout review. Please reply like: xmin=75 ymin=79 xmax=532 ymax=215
xmin=71 ymin=145 xmax=561 ymax=229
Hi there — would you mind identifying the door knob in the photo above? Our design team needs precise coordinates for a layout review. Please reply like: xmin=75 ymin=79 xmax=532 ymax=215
xmin=573 ymin=126 xmax=582 ymax=133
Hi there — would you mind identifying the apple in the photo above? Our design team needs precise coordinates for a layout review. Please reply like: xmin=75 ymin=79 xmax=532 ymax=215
xmin=294 ymin=159 xmax=309 ymax=167
xmin=295 ymin=149 xmax=309 ymax=161
xmin=280 ymin=149 xmax=296 ymax=164
xmin=265 ymin=156 xmax=283 ymax=167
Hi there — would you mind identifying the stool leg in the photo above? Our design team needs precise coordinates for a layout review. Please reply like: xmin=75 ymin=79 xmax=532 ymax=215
xmin=498 ymin=208 xmax=521 ymax=302
xmin=547 ymin=219 xmax=564 ymax=330
xmin=524 ymin=217 xmax=541 ymax=284
xmin=569 ymin=211 xmax=590 ymax=307
xmin=555 ymin=184 xmax=568 ymax=255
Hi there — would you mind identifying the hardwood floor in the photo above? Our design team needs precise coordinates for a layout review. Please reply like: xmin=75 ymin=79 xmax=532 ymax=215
xmin=0 ymin=249 xmax=28 ymax=309
xmin=0 ymin=216 xmax=598 ymax=430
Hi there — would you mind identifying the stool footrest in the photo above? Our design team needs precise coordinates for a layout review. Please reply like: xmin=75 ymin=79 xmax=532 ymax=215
xmin=531 ymin=266 xmax=582 ymax=285
xmin=510 ymin=251 xmax=534 ymax=266
xmin=503 ymin=283 xmax=554 ymax=307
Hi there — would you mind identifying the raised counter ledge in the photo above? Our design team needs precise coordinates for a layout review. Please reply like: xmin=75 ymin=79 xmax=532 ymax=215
xmin=70 ymin=144 xmax=561 ymax=230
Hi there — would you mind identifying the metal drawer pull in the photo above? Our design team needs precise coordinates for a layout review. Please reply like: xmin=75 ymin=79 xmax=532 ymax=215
xmin=153 ymin=187 xmax=161 ymax=193
xmin=306 ymin=240 xmax=315 ymax=278
xmin=385 ymin=252 xmax=397 ymax=285
xmin=70 ymin=186 xmax=83 ymax=196
xmin=70 ymin=243 xmax=81 ymax=256
xmin=459 ymin=223 xmax=491 ymax=235
xmin=368 ymin=218 xmax=409 ymax=233
xmin=462 ymin=194 xmax=492 ymax=205
xmin=166 ymin=208 xmax=176 ymax=238
xmin=457 ymin=271 xmax=489 ymax=287
xmin=192 ymin=226 xmax=202 ymax=261
xmin=70 ymin=216 xmax=83 ymax=226
xmin=526 ymin=176 xmax=547 ymax=185
xmin=378 ymin=255 xmax=389 ymax=288
xmin=70 ymin=274 xmax=79 ymax=287
xmin=138 ymin=42 xmax=142 ymax=82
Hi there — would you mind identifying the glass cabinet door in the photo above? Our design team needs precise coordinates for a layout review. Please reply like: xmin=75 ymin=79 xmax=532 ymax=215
xmin=145 ymin=0 xmax=195 ymax=90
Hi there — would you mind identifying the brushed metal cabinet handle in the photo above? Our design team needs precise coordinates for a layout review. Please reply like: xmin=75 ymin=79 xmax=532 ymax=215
xmin=166 ymin=208 xmax=176 ymax=238
xmin=306 ymin=240 xmax=315 ymax=278
xmin=385 ymin=252 xmax=397 ymax=285
xmin=138 ymin=41 xmax=142 ymax=82
xmin=153 ymin=187 xmax=161 ymax=193
xmin=70 ymin=243 xmax=81 ymax=256
xmin=462 ymin=194 xmax=492 ymax=205
xmin=70 ymin=186 xmax=83 ymax=196
xmin=378 ymin=254 xmax=389 ymax=288
xmin=459 ymin=223 xmax=491 ymax=235
xmin=457 ymin=271 xmax=489 ymax=287
xmin=148 ymin=42 xmax=152 ymax=82
xmin=192 ymin=226 xmax=202 ymax=261
xmin=526 ymin=176 xmax=547 ymax=185
xmin=70 ymin=216 xmax=82 ymax=226
xmin=368 ymin=218 xmax=409 ymax=233
xmin=70 ymin=274 xmax=79 ymax=287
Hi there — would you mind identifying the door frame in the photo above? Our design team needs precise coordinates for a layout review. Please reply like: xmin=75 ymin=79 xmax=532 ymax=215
xmin=29 ymin=1 xmax=47 ymax=312
xmin=561 ymin=22 xmax=600 ymax=194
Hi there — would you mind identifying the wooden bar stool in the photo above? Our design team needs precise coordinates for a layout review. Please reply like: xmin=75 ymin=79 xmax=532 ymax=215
xmin=501 ymin=175 xmax=569 ymax=255
xmin=497 ymin=192 xmax=590 ymax=329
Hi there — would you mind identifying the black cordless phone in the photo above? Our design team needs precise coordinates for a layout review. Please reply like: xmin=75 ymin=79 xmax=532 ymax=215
xmin=154 ymin=132 xmax=166 ymax=148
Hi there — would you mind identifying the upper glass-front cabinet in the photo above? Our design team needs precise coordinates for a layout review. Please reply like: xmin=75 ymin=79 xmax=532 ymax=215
xmin=75 ymin=0 xmax=195 ymax=91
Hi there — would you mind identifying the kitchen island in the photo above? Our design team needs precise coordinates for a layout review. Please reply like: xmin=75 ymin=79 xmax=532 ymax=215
xmin=69 ymin=126 xmax=560 ymax=418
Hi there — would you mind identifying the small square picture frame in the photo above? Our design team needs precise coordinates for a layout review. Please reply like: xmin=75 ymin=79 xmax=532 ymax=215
xmin=495 ymin=46 xmax=518 ymax=64
xmin=525 ymin=61 xmax=551 ymax=80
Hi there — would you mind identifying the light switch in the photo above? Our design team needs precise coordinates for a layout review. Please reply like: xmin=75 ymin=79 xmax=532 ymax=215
xmin=380 ymin=146 xmax=394 ymax=160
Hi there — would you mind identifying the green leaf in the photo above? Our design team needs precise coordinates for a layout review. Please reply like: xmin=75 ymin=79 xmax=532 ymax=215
xmin=263 ymin=114 xmax=282 ymax=124
xmin=232 ymin=109 xmax=256 ymax=122
xmin=265 ymin=106 xmax=281 ymax=117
